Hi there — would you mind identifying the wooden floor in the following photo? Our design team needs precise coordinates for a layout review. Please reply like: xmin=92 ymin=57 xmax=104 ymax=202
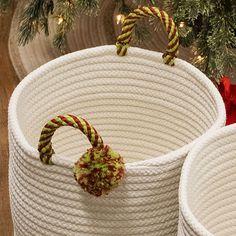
xmin=0 ymin=7 xmax=19 ymax=236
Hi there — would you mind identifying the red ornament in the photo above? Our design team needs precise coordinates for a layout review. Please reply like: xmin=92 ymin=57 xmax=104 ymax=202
xmin=219 ymin=76 xmax=236 ymax=125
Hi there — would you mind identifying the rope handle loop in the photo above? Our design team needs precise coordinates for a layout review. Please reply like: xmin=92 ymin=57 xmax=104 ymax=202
xmin=116 ymin=6 xmax=179 ymax=66
xmin=38 ymin=114 xmax=104 ymax=164
xmin=38 ymin=114 xmax=125 ymax=196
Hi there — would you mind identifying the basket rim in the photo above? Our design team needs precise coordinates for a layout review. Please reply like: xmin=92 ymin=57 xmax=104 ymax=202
xmin=179 ymin=124 xmax=236 ymax=236
xmin=8 ymin=45 xmax=226 ymax=169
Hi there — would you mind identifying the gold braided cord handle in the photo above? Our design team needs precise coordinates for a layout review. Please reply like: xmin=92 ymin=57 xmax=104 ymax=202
xmin=116 ymin=6 xmax=179 ymax=66
xmin=38 ymin=114 xmax=104 ymax=165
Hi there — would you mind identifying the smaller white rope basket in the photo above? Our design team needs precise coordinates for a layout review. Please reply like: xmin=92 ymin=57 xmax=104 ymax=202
xmin=8 ymin=6 xmax=225 ymax=236
xmin=178 ymin=123 xmax=236 ymax=236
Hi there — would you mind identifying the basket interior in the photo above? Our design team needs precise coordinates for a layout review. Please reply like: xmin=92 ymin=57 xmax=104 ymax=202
xmin=185 ymin=128 xmax=236 ymax=235
xmin=16 ymin=47 xmax=220 ymax=163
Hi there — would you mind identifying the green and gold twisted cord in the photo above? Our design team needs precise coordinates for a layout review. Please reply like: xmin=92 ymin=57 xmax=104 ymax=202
xmin=38 ymin=114 xmax=104 ymax=164
xmin=38 ymin=114 xmax=125 ymax=196
xmin=116 ymin=6 xmax=179 ymax=66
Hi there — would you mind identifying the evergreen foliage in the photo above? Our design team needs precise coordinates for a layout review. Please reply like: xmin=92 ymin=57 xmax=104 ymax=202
xmin=0 ymin=0 xmax=235 ymax=79
xmin=164 ymin=0 xmax=236 ymax=80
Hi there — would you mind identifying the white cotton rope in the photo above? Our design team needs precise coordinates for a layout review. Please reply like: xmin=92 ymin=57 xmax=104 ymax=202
xmin=9 ymin=45 xmax=225 ymax=236
xmin=178 ymin=123 xmax=236 ymax=236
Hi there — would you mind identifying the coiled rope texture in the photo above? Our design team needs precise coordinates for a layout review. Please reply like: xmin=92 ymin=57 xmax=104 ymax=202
xmin=8 ymin=44 xmax=225 ymax=236
xmin=178 ymin=124 xmax=236 ymax=236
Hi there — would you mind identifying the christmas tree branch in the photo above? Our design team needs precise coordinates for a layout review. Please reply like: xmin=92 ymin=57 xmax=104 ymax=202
xmin=164 ymin=0 xmax=236 ymax=80
xmin=18 ymin=0 xmax=54 ymax=46
xmin=17 ymin=0 xmax=100 ymax=51
xmin=1 ymin=0 xmax=235 ymax=80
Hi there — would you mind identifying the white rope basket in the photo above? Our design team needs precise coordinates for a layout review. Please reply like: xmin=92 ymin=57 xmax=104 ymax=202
xmin=8 ymin=6 xmax=225 ymax=236
xmin=178 ymin=124 xmax=236 ymax=236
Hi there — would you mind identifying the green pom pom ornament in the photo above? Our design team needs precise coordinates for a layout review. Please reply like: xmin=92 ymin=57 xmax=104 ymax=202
xmin=73 ymin=145 xmax=125 ymax=196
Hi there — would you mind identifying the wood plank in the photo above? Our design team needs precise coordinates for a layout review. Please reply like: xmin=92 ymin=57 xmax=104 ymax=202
xmin=0 ymin=3 xmax=19 ymax=235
